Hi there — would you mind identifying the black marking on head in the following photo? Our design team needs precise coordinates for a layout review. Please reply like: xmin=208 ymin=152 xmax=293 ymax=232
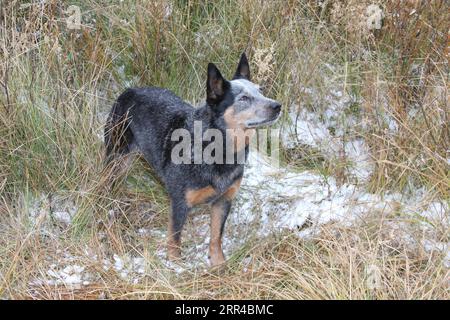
xmin=206 ymin=63 xmax=230 ymax=106
xmin=232 ymin=52 xmax=250 ymax=81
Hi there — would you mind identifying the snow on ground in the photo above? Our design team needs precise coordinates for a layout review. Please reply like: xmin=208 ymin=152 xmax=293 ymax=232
xmin=30 ymin=251 xmax=149 ymax=290
xmin=237 ymin=152 xmax=376 ymax=236
xmin=422 ymin=240 xmax=450 ymax=269
xmin=235 ymin=152 xmax=448 ymax=238
xmin=30 ymin=251 xmax=93 ymax=288
xmin=27 ymin=149 xmax=449 ymax=288
xmin=282 ymin=107 xmax=374 ymax=181
xmin=27 ymin=193 xmax=77 ymax=227
xmin=281 ymin=86 xmax=375 ymax=181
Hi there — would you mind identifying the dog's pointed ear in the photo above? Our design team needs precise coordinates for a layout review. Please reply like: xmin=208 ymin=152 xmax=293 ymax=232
xmin=207 ymin=63 xmax=228 ymax=105
xmin=232 ymin=52 xmax=250 ymax=80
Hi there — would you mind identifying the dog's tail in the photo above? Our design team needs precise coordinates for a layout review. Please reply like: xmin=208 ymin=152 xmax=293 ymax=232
xmin=104 ymin=89 xmax=135 ymax=165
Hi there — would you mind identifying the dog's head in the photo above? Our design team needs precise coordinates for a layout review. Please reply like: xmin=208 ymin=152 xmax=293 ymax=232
xmin=206 ymin=53 xmax=281 ymax=130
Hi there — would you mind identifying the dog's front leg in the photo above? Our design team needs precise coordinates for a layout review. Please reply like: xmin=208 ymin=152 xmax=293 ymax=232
xmin=167 ymin=200 xmax=189 ymax=261
xmin=209 ymin=198 xmax=232 ymax=266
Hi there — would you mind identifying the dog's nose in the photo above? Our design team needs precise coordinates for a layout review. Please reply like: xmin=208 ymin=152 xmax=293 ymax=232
xmin=270 ymin=103 xmax=281 ymax=113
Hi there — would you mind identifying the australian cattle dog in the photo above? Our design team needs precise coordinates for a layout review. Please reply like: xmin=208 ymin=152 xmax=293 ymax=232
xmin=104 ymin=53 xmax=281 ymax=267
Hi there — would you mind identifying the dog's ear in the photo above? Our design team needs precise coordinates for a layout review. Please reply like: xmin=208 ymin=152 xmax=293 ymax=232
xmin=207 ymin=63 xmax=228 ymax=105
xmin=232 ymin=52 xmax=250 ymax=81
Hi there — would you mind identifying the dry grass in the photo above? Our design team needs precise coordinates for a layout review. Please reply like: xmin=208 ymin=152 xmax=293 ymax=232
xmin=0 ymin=0 xmax=448 ymax=299
xmin=1 ymin=200 xmax=447 ymax=299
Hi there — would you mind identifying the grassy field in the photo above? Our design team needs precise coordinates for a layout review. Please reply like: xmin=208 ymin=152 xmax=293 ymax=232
xmin=0 ymin=0 xmax=448 ymax=299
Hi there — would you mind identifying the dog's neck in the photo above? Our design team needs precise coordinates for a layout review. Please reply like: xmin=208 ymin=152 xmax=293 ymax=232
xmin=191 ymin=103 xmax=219 ymax=131
xmin=189 ymin=104 xmax=250 ymax=163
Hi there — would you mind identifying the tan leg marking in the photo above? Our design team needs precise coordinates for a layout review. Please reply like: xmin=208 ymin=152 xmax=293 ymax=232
xmin=185 ymin=185 xmax=216 ymax=207
xmin=224 ymin=178 xmax=242 ymax=200
xmin=167 ymin=210 xmax=181 ymax=260
xmin=209 ymin=202 xmax=226 ymax=266
xmin=209 ymin=178 xmax=242 ymax=267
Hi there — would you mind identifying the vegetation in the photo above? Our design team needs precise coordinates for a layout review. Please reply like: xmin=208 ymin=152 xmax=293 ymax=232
xmin=0 ymin=0 xmax=448 ymax=299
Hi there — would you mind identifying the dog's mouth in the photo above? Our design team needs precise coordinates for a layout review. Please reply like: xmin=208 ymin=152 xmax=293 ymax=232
xmin=245 ymin=112 xmax=281 ymax=128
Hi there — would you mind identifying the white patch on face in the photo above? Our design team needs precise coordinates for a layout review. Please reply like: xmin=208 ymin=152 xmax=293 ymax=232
xmin=230 ymin=79 xmax=265 ymax=99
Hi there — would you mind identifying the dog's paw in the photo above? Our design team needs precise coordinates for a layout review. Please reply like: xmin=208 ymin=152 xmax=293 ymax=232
xmin=167 ymin=246 xmax=182 ymax=262
xmin=209 ymin=260 xmax=228 ymax=275
xmin=209 ymin=253 xmax=227 ymax=274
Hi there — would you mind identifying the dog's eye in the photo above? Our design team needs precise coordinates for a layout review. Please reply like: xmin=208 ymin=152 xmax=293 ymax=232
xmin=240 ymin=95 xmax=250 ymax=102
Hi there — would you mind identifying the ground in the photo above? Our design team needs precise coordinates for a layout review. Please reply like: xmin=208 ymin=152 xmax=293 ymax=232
xmin=0 ymin=0 xmax=448 ymax=299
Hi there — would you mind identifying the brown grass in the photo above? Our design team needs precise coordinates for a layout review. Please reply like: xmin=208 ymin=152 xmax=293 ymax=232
xmin=0 ymin=0 xmax=448 ymax=299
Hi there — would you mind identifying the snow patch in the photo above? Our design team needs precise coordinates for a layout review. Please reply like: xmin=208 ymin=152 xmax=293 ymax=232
xmin=30 ymin=252 xmax=93 ymax=288
xmin=282 ymin=97 xmax=374 ymax=181
xmin=103 ymin=254 xmax=146 ymax=283
xmin=422 ymin=240 xmax=450 ymax=268
xmin=233 ymin=152 xmax=395 ymax=237
xmin=27 ymin=193 xmax=77 ymax=226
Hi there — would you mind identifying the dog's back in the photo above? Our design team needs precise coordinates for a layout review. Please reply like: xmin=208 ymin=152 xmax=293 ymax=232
xmin=104 ymin=87 xmax=193 ymax=171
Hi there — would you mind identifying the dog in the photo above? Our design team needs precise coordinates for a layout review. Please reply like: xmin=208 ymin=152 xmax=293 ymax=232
xmin=104 ymin=53 xmax=281 ymax=267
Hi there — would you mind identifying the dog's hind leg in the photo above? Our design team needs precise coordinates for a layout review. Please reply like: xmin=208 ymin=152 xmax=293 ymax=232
xmin=102 ymin=147 xmax=137 ymax=192
xmin=167 ymin=199 xmax=190 ymax=261
xmin=209 ymin=198 xmax=232 ymax=267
